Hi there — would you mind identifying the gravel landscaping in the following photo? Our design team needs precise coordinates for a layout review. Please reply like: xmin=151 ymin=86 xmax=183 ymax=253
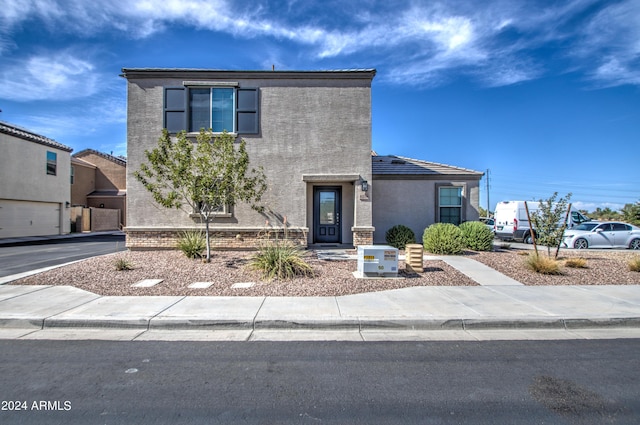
xmin=13 ymin=247 xmax=640 ymax=296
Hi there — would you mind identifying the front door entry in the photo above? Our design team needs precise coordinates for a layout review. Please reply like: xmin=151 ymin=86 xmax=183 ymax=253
xmin=313 ymin=187 xmax=341 ymax=243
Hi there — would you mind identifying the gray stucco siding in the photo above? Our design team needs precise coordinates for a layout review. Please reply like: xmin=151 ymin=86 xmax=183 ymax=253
xmin=125 ymin=73 xmax=373 ymax=238
xmin=372 ymin=177 xmax=480 ymax=244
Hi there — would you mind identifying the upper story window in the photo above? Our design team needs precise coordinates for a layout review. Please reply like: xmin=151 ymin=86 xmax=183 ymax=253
xmin=164 ymin=85 xmax=259 ymax=135
xmin=70 ymin=165 xmax=75 ymax=184
xmin=190 ymin=88 xmax=235 ymax=133
xmin=46 ymin=151 xmax=57 ymax=176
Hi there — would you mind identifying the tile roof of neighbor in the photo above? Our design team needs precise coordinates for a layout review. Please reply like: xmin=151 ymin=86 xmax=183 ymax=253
xmin=73 ymin=149 xmax=127 ymax=167
xmin=71 ymin=156 xmax=97 ymax=168
xmin=372 ymin=155 xmax=483 ymax=177
xmin=0 ymin=121 xmax=73 ymax=152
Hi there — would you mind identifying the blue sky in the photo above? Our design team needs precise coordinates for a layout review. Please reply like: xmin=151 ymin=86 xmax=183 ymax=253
xmin=1 ymin=0 xmax=638 ymax=213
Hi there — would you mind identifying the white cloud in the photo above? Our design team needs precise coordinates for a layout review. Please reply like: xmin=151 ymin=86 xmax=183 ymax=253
xmin=577 ymin=0 xmax=640 ymax=87
xmin=0 ymin=51 xmax=100 ymax=101
xmin=2 ymin=0 xmax=639 ymax=89
xmin=572 ymin=201 xmax=625 ymax=213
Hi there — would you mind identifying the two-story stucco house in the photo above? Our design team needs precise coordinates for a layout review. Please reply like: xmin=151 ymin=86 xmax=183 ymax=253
xmin=122 ymin=68 xmax=482 ymax=249
xmin=0 ymin=121 xmax=72 ymax=238
xmin=123 ymin=68 xmax=376 ymax=249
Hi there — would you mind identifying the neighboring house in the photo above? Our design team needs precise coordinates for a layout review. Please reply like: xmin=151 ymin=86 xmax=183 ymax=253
xmin=71 ymin=149 xmax=127 ymax=226
xmin=0 ymin=121 xmax=72 ymax=238
xmin=371 ymin=154 xmax=483 ymax=244
xmin=122 ymin=68 xmax=482 ymax=249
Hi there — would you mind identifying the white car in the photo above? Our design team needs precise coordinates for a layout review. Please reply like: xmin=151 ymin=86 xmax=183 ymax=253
xmin=562 ymin=221 xmax=640 ymax=250
xmin=480 ymin=218 xmax=495 ymax=234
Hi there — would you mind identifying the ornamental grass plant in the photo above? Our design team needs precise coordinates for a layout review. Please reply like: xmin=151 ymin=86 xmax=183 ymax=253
xmin=250 ymin=240 xmax=314 ymax=281
xmin=525 ymin=253 xmax=563 ymax=275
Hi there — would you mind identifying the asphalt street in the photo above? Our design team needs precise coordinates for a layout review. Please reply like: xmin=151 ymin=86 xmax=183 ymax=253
xmin=1 ymin=339 xmax=639 ymax=424
xmin=0 ymin=234 xmax=126 ymax=278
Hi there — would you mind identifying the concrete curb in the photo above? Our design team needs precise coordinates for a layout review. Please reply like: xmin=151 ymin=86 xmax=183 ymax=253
xmin=4 ymin=315 xmax=640 ymax=332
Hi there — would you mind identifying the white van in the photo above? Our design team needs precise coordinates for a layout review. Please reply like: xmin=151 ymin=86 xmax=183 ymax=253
xmin=494 ymin=201 xmax=590 ymax=244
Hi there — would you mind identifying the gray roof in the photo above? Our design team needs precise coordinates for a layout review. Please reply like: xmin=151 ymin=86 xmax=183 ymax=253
xmin=0 ymin=121 xmax=72 ymax=152
xmin=121 ymin=68 xmax=376 ymax=80
xmin=74 ymin=149 xmax=126 ymax=167
xmin=372 ymin=155 xmax=483 ymax=177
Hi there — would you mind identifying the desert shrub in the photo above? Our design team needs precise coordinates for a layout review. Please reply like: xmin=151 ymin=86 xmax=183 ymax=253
xmin=565 ymin=258 xmax=588 ymax=268
xmin=459 ymin=221 xmax=494 ymax=251
xmin=629 ymin=257 xmax=640 ymax=272
xmin=525 ymin=254 xmax=563 ymax=275
xmin=250 ymin=241 xmax=314 ymax=281
xmin=177 ymin=230 xmax=206 ymax=259
xmin=114 ymin=257 xmax=134 ymax=271
xmin=385 ymin=224 xmax=416 ymax=250
xmin=422 ymin=223 xmax=464 ymax=255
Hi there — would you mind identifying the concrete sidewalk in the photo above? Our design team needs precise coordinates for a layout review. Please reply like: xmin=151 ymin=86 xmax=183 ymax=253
xmin=1 ymin=284 xmax=639 ymax=341
xmin=2 ymin=239 xmax=639 ymax=341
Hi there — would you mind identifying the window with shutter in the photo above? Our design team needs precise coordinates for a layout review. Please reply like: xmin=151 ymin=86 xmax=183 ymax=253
xmin=164 ymin=86 xmax=258 ymax=135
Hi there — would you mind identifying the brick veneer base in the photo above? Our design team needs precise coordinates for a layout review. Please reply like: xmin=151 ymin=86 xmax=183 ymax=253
xmin=352 ymin=230 xmax=374 ymax=247
xmin=126 ymin=228 xmax=307 ymax=250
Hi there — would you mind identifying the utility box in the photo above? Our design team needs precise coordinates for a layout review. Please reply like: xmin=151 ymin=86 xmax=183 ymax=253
xmin=405 ymin=244 xmax=424 ymax=273
xmin=356 ymin=245 xmax=398 ymax=278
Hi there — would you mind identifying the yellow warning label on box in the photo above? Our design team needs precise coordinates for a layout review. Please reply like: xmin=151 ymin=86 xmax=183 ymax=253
xmin=363 ymin=255 xmax=375 ymax=261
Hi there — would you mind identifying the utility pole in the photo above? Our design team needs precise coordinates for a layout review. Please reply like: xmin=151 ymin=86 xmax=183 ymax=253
xmin=486 ymin=168 xmax=490 ymax=217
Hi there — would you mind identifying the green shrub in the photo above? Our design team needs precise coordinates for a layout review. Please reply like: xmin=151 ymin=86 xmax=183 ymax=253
xmin=177 ymin=230 xmax=206 ymax=259
xmin=422 ymin=223 xmax=464 ymax=255
xmin=459 ymin=221 xmax=494 ymax=251
xmin=114 ymin=257 xmax=134 ymax=271
xmin=525 ymin=254 xmax=563 ymax=275
xmin=385 ymin=224 xmax=416 ymax=250
xmin=250 ymin=241 xmax=314 ymax=281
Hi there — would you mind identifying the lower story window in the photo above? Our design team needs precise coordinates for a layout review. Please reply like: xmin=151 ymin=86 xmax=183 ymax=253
xmin=193 ymin=201 xmax=232 ymax=218
xmin=439 ymin=187 xmax=462 ymax=225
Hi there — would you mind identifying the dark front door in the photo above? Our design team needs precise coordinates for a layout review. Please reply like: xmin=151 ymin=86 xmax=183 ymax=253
xmin=313 ymin=187 xmax=341 ymax=243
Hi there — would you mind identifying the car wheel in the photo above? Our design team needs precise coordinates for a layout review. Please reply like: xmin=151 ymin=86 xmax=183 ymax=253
xmin=630 ymin=239 xmax=640 ymax=250
xmin=574 ymin=238 xmax=588 ymax=249
xmin=523 ymin=233 xmax=533 ymax=244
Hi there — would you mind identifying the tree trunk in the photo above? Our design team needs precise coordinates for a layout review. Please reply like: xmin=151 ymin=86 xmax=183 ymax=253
xmin=205 ymin=219 xmax=211 ymax=263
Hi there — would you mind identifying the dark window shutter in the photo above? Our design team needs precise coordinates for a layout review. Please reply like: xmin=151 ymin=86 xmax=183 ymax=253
xmin=236 ymin=88 xmax=258 ymax=134
xmin=164 ymin=87 xmax=186 ymax=133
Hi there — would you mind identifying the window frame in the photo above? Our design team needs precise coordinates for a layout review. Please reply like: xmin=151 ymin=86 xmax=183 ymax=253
xmin=190 ymin=202 xmax=233 ymax=219
xmin=46 ymin=151 xmax=57 ymax=176
xmin=436 ymin=185 xmax=464 ymax=225
xmin=190 ymin=87 xmax=236 ymax=133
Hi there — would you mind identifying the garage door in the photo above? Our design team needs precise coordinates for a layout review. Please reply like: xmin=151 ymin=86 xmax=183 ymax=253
xmin=0 ymin=200 xmax=61 ymax=238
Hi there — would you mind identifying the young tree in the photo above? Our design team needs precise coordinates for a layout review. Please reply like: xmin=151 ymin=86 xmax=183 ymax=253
xmin=621 ymin=201 xmax=640 ymax=226
xmin=134 ymin=129 xmax=267 ymax=262
xmin=528 ymin=192 xmax=572 ymax=258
